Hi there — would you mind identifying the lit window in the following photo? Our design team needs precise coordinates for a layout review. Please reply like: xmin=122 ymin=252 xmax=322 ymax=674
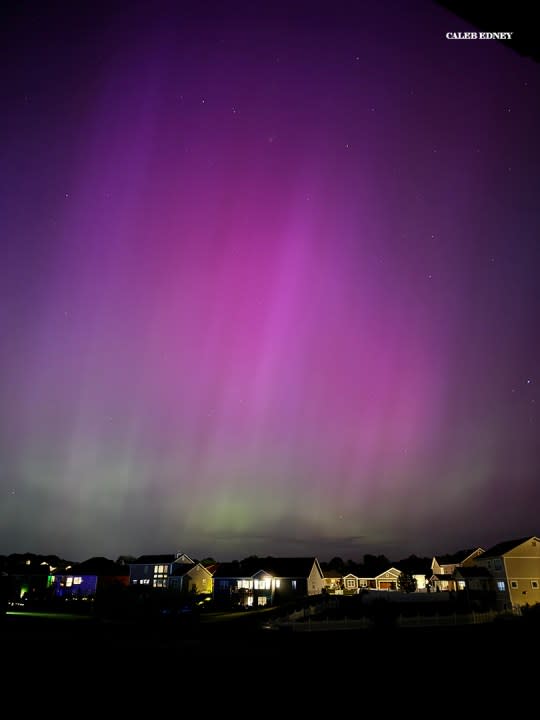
xmin=202 ymin=578 xmax=206 ymax=585
xmin=66 ymin=577 xmax=73 ymax=587
xmin=292 ymin=580 xmax=297 ymax=590
xmin=275 ymin=579 xmax=280 ymax=588
xmin=73 ymin=577 xmax=82 ymax=585
xmin=532 ymin=581 xmax=539 ymax=589
xmin=258 ymin=596 xmax=267 ymax=607
xmin=497 ymin=581 xmax=506 ymax=592
xmin=511 ymin=581 xmax=518 ymax=589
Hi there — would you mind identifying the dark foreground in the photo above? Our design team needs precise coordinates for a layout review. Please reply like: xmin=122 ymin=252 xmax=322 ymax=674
xmin=1 ymin=609 xmax=533 ymax=662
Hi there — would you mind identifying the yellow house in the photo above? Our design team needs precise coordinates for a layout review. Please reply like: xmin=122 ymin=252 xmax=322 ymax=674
xmin=430 ymin=547 xmax=485 ymax=592
xmin=474 ymin=536 xmax=540 ymax=611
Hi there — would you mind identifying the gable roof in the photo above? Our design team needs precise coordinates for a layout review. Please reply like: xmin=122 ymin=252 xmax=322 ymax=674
xmin=375 ymin=567 xmax=401 ymax=579
xmin=171 ymin=562 xmax=212 ymax=577
xmin=481 ymin=537 xmax=537 ymax=558
xmin=434 ymin=548 xmax=483 ymax=565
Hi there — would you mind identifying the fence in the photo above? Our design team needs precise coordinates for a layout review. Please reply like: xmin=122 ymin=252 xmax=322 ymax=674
xmin=270 ymin=609 xmax=506 ymax=631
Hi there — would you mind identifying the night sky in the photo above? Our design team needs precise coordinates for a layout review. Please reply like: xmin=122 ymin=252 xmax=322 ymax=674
xmin=1 ymin=0 xmax=539 ymax=562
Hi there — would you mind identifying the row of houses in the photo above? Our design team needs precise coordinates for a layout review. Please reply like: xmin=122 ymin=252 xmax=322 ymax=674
xmin=3 ymin=536 xmax=540 ymax=613
xmin=332 ymin=538 xmax=540 ymax=612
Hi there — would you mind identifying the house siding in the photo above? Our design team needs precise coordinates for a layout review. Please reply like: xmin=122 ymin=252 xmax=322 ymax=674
xmin=505 ymin=542 xmax=540 ymax=608
xmin=307 ymin=563 xmax=324 ymax=596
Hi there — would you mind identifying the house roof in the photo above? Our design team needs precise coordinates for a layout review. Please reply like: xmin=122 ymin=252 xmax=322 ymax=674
xmin=171 ymin=563 xmax=196 ymax=577
xmin=375 ymin=567 xmax=401 ymax=578
xmin=60 ymin=557 xmax=129 ymax=577
xmin=171 ymin=562 xmax=211 ymax=577
xmin=434 ymin=548 xmax=481 ymax=565
xmin=454 ymin=567 xmax=491 ymax=578
xmin=214 ymin=557 xmax=319 ymax=579
xmin=481 ymin=537 xmax=537 ymax=558
xmin=132 ymin=554 xmax=177 ymax=564
xmin=431 ymin=573 xmax=454 ymax=580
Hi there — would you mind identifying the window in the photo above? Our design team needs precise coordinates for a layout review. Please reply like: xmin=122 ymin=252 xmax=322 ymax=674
xmin=511 ymin=581 xmax=518 ymax=589
xmin=532 ymin=580 xmax=539 ymax=589
xmin=346 ymin=579 xmax=356 ymax=588
xmin=73 ymin=577 xmax=82 ymax=585
xmin=292 ymin=580 xmax=297 ymax=590
xmin=258 ymin=596 xmax=267 ymax=607
xmin=66 ymin=577 xmax=73 ymax=587
xmin=497 ymin=581 xmax=506 ymax=592
xmin=275 ymin=579 xmax=280 ymax=588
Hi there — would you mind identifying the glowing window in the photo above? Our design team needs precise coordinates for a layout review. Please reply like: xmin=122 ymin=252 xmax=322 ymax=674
xmin=66 ymin=577 xmax=73 ymax=587
xmin=73 ymin=577 xmax=82 ymax=585
xmin=292 ymin=580 xmax=297 ymax=590
xmin=275 ymin=580 xmax=280 ymax=588
xmin=258 ymin=596 xmax=267 ymax=607
xmin=497 ymin=581 xmax=505 ymax=592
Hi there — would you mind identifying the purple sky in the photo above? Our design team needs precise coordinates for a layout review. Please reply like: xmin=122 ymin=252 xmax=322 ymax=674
xmin=1 ymin=1 xmax=539 ymax=562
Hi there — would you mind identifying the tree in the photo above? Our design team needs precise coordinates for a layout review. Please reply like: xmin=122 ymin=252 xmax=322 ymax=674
xmin=398 ymin=570 xmax=417 ymax=593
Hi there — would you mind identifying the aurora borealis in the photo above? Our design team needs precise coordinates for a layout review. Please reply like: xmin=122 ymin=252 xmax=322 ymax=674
xmin=1 ymin=1 xmax=539 ymax=561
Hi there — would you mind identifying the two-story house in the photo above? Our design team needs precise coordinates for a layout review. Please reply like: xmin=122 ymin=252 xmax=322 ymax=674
xmin=473 ymin=536 xmax=540 ymax=610
xmin=429 ymin=547 xmax=485 ymax=592
xmin=128 ymin=553 xmax=195 ymax=589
